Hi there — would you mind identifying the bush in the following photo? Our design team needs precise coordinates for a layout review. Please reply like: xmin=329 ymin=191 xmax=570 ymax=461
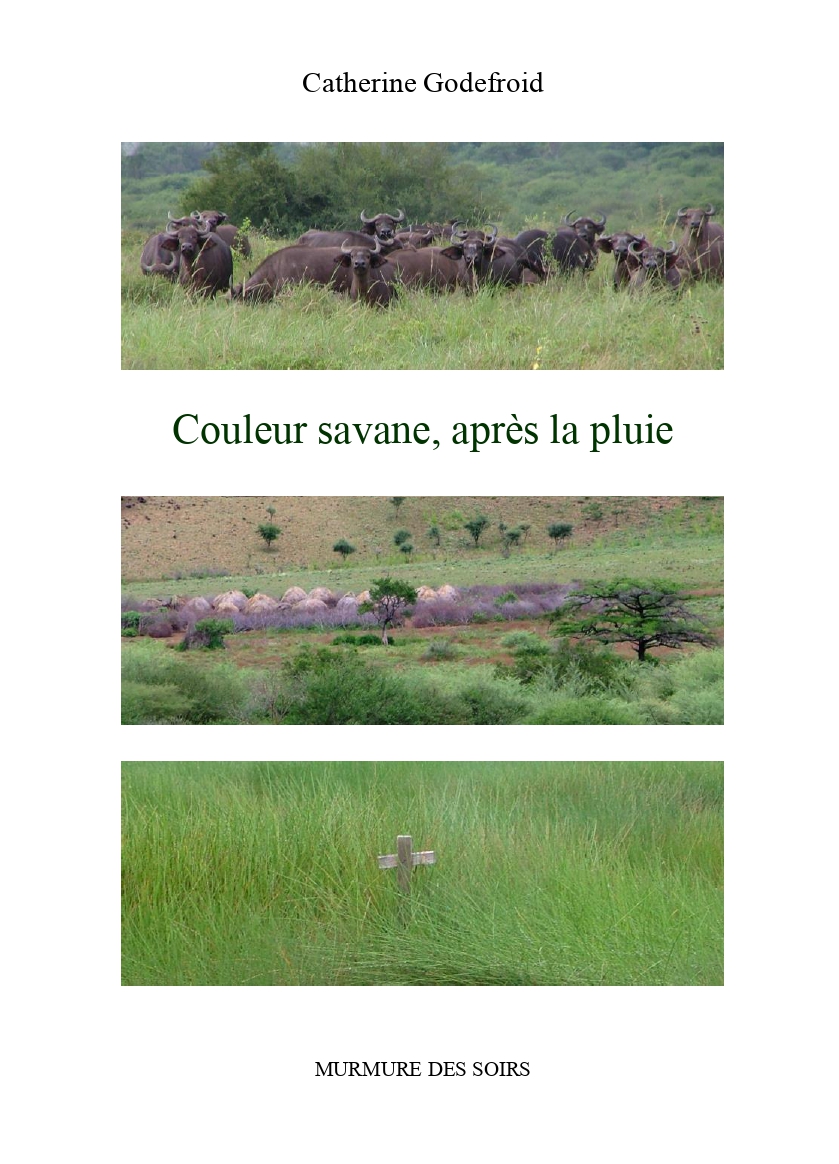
xmin=121 ymin=610 xmax=143 ymax=635
xmin=452 ymin=681 xmax=529 ymax=725
xmin=331 ymin=633 xmax=397 ymax=647
xmin=121 ymin=647 xmax=248 ymax=724
xmin=495 ymin=592 xmax=519 ymax=606
xmin=527 ymin=697 xmax=641 ymax=725
xmin=282 ymin=651 xmax=441 ymax=725
xmin=422 ymin=639 xmax=459 ymax=661
xmin=180 ymin=618 xmax=234 ymax=650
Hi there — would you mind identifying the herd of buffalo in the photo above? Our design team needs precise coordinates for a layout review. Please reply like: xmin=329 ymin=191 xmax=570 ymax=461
xmin=139 ymin=205 xmax=724 ymax=306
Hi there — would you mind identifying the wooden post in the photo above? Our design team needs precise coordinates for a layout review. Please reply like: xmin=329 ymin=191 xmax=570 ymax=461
xmin=378 ymin=835 xmax=436 ymax=906
xmin=397 ymin=834 xmax=412 ymax=896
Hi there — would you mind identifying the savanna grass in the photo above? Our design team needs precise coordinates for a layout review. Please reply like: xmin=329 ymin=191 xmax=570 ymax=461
xmin=121 ymin=230 xmax=723 ymax=370
xmin=122 ymin=761 xmax=723 ymax=986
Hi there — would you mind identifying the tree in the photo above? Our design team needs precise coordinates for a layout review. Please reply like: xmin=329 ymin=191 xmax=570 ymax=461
xmin=427 ymin=525 xmax=441 ymax=547
xmin=333 ymin=539 xmax=356 ymax=562
xmin=393 ymin=529 xmax=411 ymax=548
xmin=360 ymin=577 xmax=418 ymax=645
xmin=549 ymin=579 xmax=715 ymax=662
xmin=266 ymin=505 xmax=276 ymax=521
xmin=503 ymin=527 xmax=522 ymax=552
xmin=390 ymin=497 xmax=406 ymax=514
xmin=399 ymin=543 xmax=414 ymax=559
xmin=582 ymin=502 xmax=604 ymax=522
xmin=548 ymin=522 xmax=573 ymax=548
xmin=464 ymin=515 xmax=491 ymax=546
xmin=183 ymin=142 xmax=298 ymax=235
xmin=518 ymin=522 xmax=532 ymax=543
xmin=257 ymin=522 xmax=281 ymax=550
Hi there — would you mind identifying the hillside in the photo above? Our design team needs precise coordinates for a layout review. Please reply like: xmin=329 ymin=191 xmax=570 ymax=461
xmin=121 ymin=495 xmax=723 ymax=583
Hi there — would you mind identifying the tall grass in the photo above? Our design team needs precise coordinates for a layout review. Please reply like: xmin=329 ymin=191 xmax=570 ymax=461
xmin=121 ymin=231 xmax=723 ymax=370
xmin=122 ymin=761 xmax=723 ymax=986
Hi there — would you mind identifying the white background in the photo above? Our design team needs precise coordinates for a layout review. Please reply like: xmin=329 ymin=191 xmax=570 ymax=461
xmin=5 ymin=2 xmax=834 ymax=1161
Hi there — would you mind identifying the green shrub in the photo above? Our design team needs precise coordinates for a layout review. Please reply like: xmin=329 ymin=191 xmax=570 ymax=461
xmin=527 ymin=697 xmax=640 ymax=725
xmin=121 ymin=610 xmax=143 ymax=634
xmin=495 ymin=592 xmax=519 ymax=606
xmin=331 ymin=633 xmax=397 ymax=647
xmin=422 ymin=639 xmax=459 ymax=661
xmin=181 ymin=618 xmax=234 ymax=650
xmin=452 ymin=681 xmax=529 ymax=724
xmin=121 ymin=646 xmax=247 ymax=724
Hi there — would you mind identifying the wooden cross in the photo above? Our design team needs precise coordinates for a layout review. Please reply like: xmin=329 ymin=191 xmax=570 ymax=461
xmin=378 ymin=835 xmax=436 ymax=895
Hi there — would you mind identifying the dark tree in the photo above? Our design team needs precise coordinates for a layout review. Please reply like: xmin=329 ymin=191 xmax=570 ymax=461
xmin=518 ymin=522 xmax=532 ymax=543
xmin=464 ymin=515 xmax=491 ymax=546
xmin=258 ymin=522 xmax=281 ymax=550
xmin=427 ymin=525 xmax=441 ymax=547
xmin=549 ymin=579 xmax=715 ymax=662
xmin=548 ymin=522 xmax=573 ymax=548
xmin=390 ymin=497 xmax=406 ymax=514
xmin=333 ymin=539 xmax=356 ymax=562
xmin=360 ymin=577 xmax=418 ymax=645
xmin=393 ymin=529 xmax=411 ymax=548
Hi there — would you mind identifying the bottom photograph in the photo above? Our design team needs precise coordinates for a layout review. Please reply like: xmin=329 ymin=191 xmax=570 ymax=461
xmin=121 ymin=761 xmax=723 ymax=986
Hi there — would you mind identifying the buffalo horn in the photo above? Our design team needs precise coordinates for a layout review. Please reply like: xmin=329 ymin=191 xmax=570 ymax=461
xmin=705 ymin=204 xmax=716 ymax=215
xmin=676 ymin=206 xmax=688 ymax=218
xmin=393 ymin=209 xmax=405 ymax=223
xmin=453 ymin=221 xmax=469 ymax=239
xmin=563 ymin=212 xmax=576 ymax=225
xmin=592 ymin=212 xmax=607 ymax=227
xmin=629 ymin=240 xmax=644 ymax=253
xmin=484 ymin=223 xmax=498 ymax=243
xmin=370 ymin=237 xmax=382 ymax=254
xmin=341 ymin=239 xmax=353 ymax=253
xmin=663 ymin=240 xmax=678 ymax=255
xmin=360 ymin=209 xmax=376 ymax=224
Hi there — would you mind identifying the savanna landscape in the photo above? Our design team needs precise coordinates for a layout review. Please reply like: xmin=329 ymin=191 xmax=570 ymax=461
xmin=121 ymin=495 xmax=724 ymax=725
xmin=121 ymin=760 xmax=724 ymax=986
xmin=121 ymin=142 xmax=723 ymax=370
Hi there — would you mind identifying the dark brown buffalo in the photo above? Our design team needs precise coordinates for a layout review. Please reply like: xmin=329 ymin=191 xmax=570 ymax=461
xmin=335 ymin=239 xmax=393 ymax=306
xmin=676 ymin=204 xmax=723 ymax=280
xmin=442 ymin=225 xmax=541 ymax=287
xmin=140 ymin=233 xmax=180 ymax=279
xmin=380 ymin=246 xmax=463 ymax=291
xmin=296 ymin=229 xmax=404 ymax=252
xmin=358 ymin=208 xmax=405 ymax=241
xmin=159 ymin=219 xmax=233 ymax=296
xmin=191 ymin=211 xmax=252 ymax=257
xmin=628 ymin=241 xmax=682 ymax=292
xmin=597 ymin=231 xmax=648 ymax=288
xmin=231 ymin=246 xmax=352 ymax=301
xmin=551 ymin=212 xmax=607 ymax=272
xmin=510 ymin=229 xmax=550 ymax=278
xmin=395 ymin=228 xmax=435 ymax=248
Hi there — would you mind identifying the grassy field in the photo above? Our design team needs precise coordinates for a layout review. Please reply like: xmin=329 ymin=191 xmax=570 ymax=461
xmin=121 ymin=496 xmax=724 ymax=725
xmin=121 ymin=229 xmax=723 ymax=370
xmin=121 ymin=761 xmax=724 ymax=986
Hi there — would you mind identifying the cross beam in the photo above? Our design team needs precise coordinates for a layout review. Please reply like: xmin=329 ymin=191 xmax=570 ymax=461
xmin=378 ymin=835 xmax=436 ymax=895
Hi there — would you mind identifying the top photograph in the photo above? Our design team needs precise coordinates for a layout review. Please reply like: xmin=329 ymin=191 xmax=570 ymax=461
xmin=121 ymin=142 xmax=724 ymax=371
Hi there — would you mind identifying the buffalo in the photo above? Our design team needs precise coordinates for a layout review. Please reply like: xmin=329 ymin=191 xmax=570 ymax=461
xmin=358 ymin=208 xmax=405 ymax=241
xmin=232 ymin=245 xmax=352 ymax=301
xmin=441 ymin=225 xmax=543 ymax=288
xmin=551 ymin=212 xmax=607 ymax=272
xmin=381 ymin=246 xmax=463 ymax=291
xmin=140 ymin=233 xmax=180 ymax=279
xmin=395 ymin=228 xmax=436 ymax=248
xmin=191 ymin=210 xmax=252 ymax=257
xmin=676 ymin=204 xmax=723 ymax=280
xmin=335 ymin=239 xmax=392 ymax=306
xmin=159 ymin=219 xmax=233 ymax=296
xmin=628 ymin=241 xmax=682 ymax=292
xmin=597 ymin=231 xmax=648 ymax=289
xmin=296 ymin=229 xmax=403 ymax=252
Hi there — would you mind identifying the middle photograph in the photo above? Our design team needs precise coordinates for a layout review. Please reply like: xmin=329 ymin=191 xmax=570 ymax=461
xmin=121 ymin=494 xmax=724 ymax=726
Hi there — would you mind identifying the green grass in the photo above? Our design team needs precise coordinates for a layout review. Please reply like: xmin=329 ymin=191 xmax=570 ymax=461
xmin=122 ymin=524 xmax=724 ymax=600
xmin=121 ymin=230 xmax=723 ymax=370
xmin=122 ymin=761 xmax=724 ymax=986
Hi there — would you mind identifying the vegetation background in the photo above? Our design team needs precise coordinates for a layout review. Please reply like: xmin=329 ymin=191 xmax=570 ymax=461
xmin=122 ymin=760 xmax=724 ymax=986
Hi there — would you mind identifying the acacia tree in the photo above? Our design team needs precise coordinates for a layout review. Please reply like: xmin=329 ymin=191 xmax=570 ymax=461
xmin=549 ymin=578 xmax=715 ymax=662
xmin=333 ymin=539 xmax=356 ymax=562
xmin=548 ymin=522 xmax=573 ymax=549
xmin=464 ymin=515 xmax=490 ymax=546
xmin=257 ymin=522 xmax=281 ymax=550
xmin=360 ymin=577 xmax=418 ymax=645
